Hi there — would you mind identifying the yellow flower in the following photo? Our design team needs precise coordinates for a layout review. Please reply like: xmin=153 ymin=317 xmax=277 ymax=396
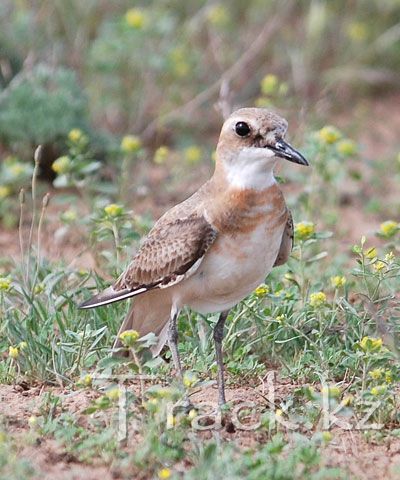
xmin=104 ymin=203 xmax=124 ymax=217
xmin=158 ymin=468 xmax=172 ymax=480
xmin=19 ymin=341 xmax=27 ymax=350
xmin=0 ymin=185 xmax=11 ymax=199
xmin=52 ymin=156 xmax=71 ymax=174
xmin=28 ymin=416 xmax=38 ymax=427
xmin=0 ymin=277 xmax=11 ymax=291
xmin=365 ymin=247 xmax=377 ymax=259
xmin=61 ymin=209 xmax=77 ymax=223
xmin=275 ymin=408 xmax=283 ymax=417
xmin=371 ymin=385 xmax=387 ymax=396
xmin=336 ymin=139 xmax=357 ymax=156
xmin=373 ymin=261 xmax=385 ymax=272
xmin=309 ymin=291 xmax=326 ymax=308
xmin=295 ymin=221 xmax=315 ymax=240
xmin=154 ymin=146 xmax=170 ymax=165
xmin=206 ymin=4 xmax=229 ymax=27
xmin=322 ymin=431 xmax=332 ymax=443
xmin=121 ymin=135 xmax=142 ymax=153
xmin=322 ymin=385 xmax=341 ymax=398
xmin=255 ymin=284 xmax=270 ymax=297
xmin=34 ymin=283 xmax=44 ymax=294
xmin=125 ymin=8 xmax=147 ymax=29
xmin=347 ymin=22 xmax=368 ymax=42
xmin=369 ymin=368 xmax=384 ymax=380
xmin=106 ymin=388 xmax=121 ymax=401
xmin=188 ymin=409 xmax=197 ymax=420
xmin=385 ymin=370 xmax=393 ymax=384
xmin=68 ymin=128 xmax=84 ymax=143
xmin=157 ymin=387 xmax=174 ymax=399
xmin=359 ymin=336 xmax=383 ymax=353
xmin=379 ymin=220 xmax=398 ymax=238
xmin=167 ymin=414 xmax=177 ymax=427
xmin=9 ymin=346 xmax=19 ymax=359
xmin=331 ymin=276 xmax=346 ymax=289
xmin=183 ymin=372 xmax=198 ymax=388
xmin=261 ymin=74 xmax=279 ymax=95
xmin=318 ymin=126 xmax=342 ymax=144
xmin=184 ymin=146 xmax=202 ymax=165
xmin=276 ymin=314 xmax=285 ymax=324
xmin=119 ymin=329 xmax=140 ymax=347
xmin=81 ymin=374 xmax=93 ymax=387
xmin=341 ymin=395 xmax=353 ymax=406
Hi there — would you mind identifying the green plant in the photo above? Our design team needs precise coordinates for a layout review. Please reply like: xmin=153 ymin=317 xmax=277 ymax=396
xmin=0 ymin=64 xmax=89 ymax=155
xmin=0 ymin=156 xmax=32 ymax=227
xmin=0 ymin=430 xmax=36 ymax=480
xmin=184 ymin=434 xmax=344 ymax=480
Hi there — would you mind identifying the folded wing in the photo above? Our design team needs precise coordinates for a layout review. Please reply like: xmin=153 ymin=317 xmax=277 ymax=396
xmin=273 ymin=210 xmax=293 ymax=267
xmin=79 ymin=213 xmax=217 ymax=309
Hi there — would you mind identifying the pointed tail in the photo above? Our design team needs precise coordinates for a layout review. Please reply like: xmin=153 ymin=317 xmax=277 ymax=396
xmin=113 ymin=289 xmax=172 ymax=357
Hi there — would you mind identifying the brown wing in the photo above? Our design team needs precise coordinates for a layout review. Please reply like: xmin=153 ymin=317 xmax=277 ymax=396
xmin=79 ymin=213 xmax=217 ymax=309
xmin=115 ymin=213 xmax=217 ymax=289
xmin=273 ymin=210 xmax=293 ymax=267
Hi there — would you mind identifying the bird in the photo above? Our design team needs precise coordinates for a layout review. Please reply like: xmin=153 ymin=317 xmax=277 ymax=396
xmin=79 ymin=107 xmax=308 ymax=406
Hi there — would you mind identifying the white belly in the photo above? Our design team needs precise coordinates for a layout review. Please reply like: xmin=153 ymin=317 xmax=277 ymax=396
xmin=176 ymin=221 xmax=285 ymax=314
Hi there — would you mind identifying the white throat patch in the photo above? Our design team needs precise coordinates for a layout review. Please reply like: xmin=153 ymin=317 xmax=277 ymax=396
xmin=225 ymin=147 xmax=277 ymax=190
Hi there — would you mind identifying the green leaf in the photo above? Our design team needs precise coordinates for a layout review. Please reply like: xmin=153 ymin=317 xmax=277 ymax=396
xmin=306 ymin=252 xmax=328 ymax=263
xmin=97 ymin=355 xmax=127 ymax=369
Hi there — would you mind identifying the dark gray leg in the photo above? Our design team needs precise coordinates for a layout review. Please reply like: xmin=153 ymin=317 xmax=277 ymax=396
xmin=213 ymin=310 xmax=230 ymax=406
xmin=168 ymin=307 xmax=194 ymax=411
xmin=168 ymin=307 xmax=183 ymax=381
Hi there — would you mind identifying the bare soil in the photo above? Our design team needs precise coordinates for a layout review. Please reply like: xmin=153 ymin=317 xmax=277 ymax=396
xmin=1 ymin=378 xmax=400 ymax=480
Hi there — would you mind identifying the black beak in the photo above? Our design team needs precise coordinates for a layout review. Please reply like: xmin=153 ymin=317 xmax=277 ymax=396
xmin=269 ymin=139 xmax=309 ymax=166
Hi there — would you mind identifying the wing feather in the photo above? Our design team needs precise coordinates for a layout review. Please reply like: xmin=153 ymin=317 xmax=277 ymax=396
xmin=79 ymin=213 xmax=217 ymax=309
xmin=273 ymin=210 xmax=293 ymax=267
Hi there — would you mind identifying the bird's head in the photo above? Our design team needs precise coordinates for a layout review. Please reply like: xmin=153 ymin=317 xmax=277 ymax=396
xmin=215 ymin=108 xmax=308 ymax=189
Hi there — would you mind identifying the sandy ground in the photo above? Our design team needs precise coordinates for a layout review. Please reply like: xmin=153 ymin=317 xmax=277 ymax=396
xmin=1 ymin=379 xmax=400 ymax=480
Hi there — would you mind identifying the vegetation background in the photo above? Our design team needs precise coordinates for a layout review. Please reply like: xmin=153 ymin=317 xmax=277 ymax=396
xmin=0 ymin=1 xmax=400 ymax=479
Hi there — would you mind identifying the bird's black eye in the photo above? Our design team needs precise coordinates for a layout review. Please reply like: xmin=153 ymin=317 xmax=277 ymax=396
xmin=235 ymin=121 xmax=251 ymax=137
